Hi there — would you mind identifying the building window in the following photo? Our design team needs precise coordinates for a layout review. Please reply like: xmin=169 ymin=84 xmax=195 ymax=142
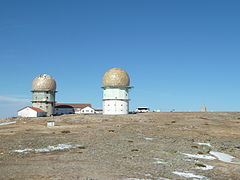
xmin=121 ymin=104 xmax=123 ymax=106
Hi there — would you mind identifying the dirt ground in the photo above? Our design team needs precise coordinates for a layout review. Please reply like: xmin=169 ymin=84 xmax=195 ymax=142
xmin=0 ymin=112 xmax=240 ymax=180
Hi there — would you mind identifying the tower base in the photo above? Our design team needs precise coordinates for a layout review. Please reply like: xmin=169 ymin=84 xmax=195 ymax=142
xmin=103 ymin=100 xmax=128 ymax=115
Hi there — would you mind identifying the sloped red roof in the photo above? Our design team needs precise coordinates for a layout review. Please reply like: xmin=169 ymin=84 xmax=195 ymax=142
xmin=55 ymin=103 xmax=92 ymax=109
xmin=18 ymin=106 xmax=46 ymax=113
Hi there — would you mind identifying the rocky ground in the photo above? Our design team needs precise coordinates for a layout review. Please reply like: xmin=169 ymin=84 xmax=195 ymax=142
xmin=0 ymin=112 xmax=240 ymax=180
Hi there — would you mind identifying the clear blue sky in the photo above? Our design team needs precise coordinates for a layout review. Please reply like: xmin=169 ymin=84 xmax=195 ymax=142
xmin=0 ymin=0 xmax=240 ymax=118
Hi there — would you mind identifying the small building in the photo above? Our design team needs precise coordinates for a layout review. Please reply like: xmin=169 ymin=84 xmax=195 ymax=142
xmin=18 ymin=106 xmax=47 ymax=117
xmin=95 ymin=109 xmax=103 ymax=114
xmin=81 ymin=106 xmax=95 ymax=114
xmin=54 ymin=103 xmax=92 ymax=115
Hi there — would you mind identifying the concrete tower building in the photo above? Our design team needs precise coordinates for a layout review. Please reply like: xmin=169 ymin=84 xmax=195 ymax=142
xmin=102 ymin=68 xmax=132 ymax=115
xmin=31 ymin=74 xmax=57 ymax=116
xmin=201 ymin=104 xmax=207 ymax=112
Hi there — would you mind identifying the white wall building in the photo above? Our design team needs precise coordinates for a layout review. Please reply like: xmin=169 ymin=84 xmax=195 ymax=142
xmin=102 ymin=68 xmax=132 ymax=115
xmin=95 ymin=109 xmax=103 ymax=114
xmin=81 ymin=106 xmax=95 ymax=114
xmin=54 ymin=103 xmax=94 ymax=115
xmin=18 ymin=106 xmax=47 ymax=117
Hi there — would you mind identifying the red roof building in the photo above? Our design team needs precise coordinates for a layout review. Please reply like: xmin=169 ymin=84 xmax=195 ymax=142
xmin=55 ymin=103 xmax=91 ymax=109
xmin=54 ymin=103 xmax=93 ymax=115
xmin=18 ymin=106 xmax=46 ymax=113
xmin=18 ymin=106 xmax=47 ymax=117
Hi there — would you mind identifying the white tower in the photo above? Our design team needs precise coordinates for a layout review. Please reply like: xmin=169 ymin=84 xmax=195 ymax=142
xmin=201 ymin=104 xmax=207 ymax=112
xmin=102 ymin=68 xmax=132 ymax=115
xmin=31 ymin=74 xmax=57 ymax=116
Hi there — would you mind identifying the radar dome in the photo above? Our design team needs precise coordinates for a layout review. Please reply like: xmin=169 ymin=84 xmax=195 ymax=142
xmin=102 ymin=68 xmax=130 ymax=87
xmin=32 ymin=74 xmax=56 ymax=91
